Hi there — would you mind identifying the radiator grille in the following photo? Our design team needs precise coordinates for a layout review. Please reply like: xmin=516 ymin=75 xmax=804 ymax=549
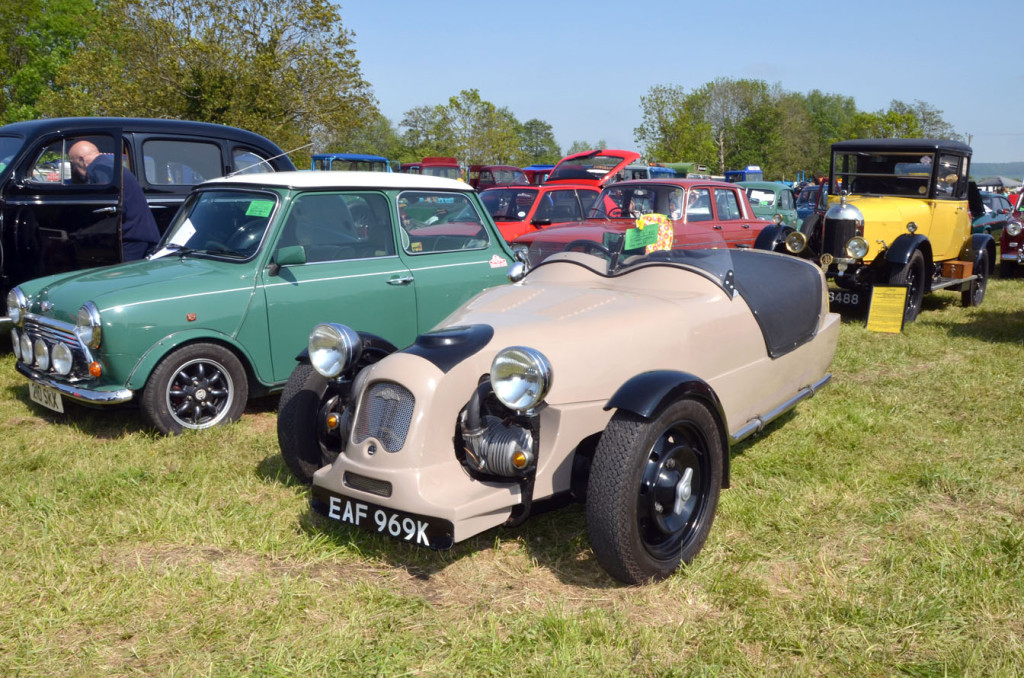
xmin=822 ymin=218 xmax=859 ymax=258
xmin=353 ymin=381 xmax=415 ymax=453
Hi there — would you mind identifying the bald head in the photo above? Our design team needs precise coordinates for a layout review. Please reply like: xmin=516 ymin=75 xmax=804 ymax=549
xmin=69 ymin=140 xmax=101 ymax=179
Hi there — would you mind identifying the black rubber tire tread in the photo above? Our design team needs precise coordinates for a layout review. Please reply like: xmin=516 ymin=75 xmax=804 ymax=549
xmin=586 ymin=400 xmax=723 ymax=585
xmin=141 ymin=342 xmax=248 ymax=435
xmin=887 ymin=249 xmax=926 ymax=323
xmin=277 ymin=363 xmax=337 ymax=484
xmin=961 ymin=249 xmax=989 ymax=307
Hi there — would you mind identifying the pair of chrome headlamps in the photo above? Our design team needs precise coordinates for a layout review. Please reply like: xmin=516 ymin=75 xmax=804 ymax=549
xmin=308 ymin=323 xmax=553 ymax=413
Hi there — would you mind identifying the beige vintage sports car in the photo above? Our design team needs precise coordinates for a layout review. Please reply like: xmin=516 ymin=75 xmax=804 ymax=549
xmin=283 ymin=228 xmax=840 ymax=584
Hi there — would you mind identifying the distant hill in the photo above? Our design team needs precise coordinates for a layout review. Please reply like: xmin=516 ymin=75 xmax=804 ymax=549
xmin=971 ymin=162 xmax=1024 ymax=182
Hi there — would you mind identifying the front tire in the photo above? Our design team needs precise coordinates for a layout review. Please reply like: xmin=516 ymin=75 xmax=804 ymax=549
xmin=961 ymin=249 xmax=989 ymax=307
xmin=887 ymin=249 xmax=926 ymax=323
xmin=141 ymin=343 xmax=248 ymax=435
xmin=277 ymin=363 xmax=342 ymax=484
xmin=586 ymin=399 xmax=724 ymax=585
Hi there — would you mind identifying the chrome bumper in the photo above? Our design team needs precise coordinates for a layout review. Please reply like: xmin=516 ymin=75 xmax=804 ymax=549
xmin=15 ymin=362 xmax=134 ymax=405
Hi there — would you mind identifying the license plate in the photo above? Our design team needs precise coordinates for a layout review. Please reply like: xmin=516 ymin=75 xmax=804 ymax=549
xmin=311 ymin=485 xmax=454 ymax=550
xmin=29 ymin=381 xmax=64 ymax=413
xmin=828 ymin=289 xmax=861 ymax=307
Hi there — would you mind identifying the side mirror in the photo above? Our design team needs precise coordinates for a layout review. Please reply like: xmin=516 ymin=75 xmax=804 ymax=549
xmin=268 ymin=245 xmax=306 ymax=276
xmin=508 ymin=261 xmax=527 ymax=283
xmin=531 ymin=218 xmax=552 ymax=227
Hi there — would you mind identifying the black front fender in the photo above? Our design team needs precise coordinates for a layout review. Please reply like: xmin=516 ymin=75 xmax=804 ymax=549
xmin=884 ymin=233 xmax=930 ymax=267
xmin=605 ymin=370 xmax=731 ymax=487
xmin=753 ymin=224 xmax=794 ymax=253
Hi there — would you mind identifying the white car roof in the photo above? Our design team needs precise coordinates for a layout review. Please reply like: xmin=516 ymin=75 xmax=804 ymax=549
xmin=203 ymin=170 xmax=472 ymax=192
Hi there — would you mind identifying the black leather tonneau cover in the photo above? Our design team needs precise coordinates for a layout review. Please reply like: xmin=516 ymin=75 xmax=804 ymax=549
xmin=730 ymin=250 xmax=823 ymax=359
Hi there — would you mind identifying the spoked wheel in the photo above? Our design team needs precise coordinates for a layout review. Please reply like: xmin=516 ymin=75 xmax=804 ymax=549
xmin=141 ymin=343 xmax=248 ymax=435
xmin=887 ymin=250 xmax=926 ymax=323
xmin=586 ymin=399 xmax=723 ymax=585
xmin=962 ymin=249 xmax=989 ymax=307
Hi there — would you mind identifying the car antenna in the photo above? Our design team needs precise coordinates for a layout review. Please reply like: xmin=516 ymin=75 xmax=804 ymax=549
xmin=227 ymin=142 xmax=313 ymax=178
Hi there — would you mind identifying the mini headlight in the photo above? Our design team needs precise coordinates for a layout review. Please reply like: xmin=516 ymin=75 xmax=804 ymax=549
xmin=490 ymin=346 xmax=552 ymax=412
xmin=76 ymin=302 xmax=102 ymax=349
xmin=1007 ymin=221 xmax=1023 ymax=237
xmin=7 ymin=287 xmax=28 ymax=326
xmin=309 ymin=323 xmax=362 ymax=378
xmin=785 ymin=231 xmax=808 ymax=254
xmin=846 ymin=236 xmax=869 ymax=260
xmin=11 ymin=330 xmax=22 ymax=361
xmin=33 ymin=339 xmax=50 ymax=371
xmin=51 ymin=343 xmax=73 ymax=376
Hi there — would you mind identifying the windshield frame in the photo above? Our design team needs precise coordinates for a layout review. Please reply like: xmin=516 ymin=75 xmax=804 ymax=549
xmin=150 ymin=186 xmax=280 ymax=262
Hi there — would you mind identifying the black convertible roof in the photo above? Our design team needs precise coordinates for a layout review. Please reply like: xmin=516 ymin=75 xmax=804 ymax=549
xmin=831 ymin=138 xmax=972 ymax=156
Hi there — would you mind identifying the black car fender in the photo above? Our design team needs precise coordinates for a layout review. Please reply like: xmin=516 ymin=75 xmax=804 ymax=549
xmin=604 ymin=370 xmax=731 ymax=487
xmin=963 ymin=233 xmax=997 ymax=275
xmin=753 ymin=223 xmax=794 ymax=253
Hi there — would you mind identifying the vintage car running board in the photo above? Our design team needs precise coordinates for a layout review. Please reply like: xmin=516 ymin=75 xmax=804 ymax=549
xmin=731 ymin=374 xmax=832 ymax=444
xmin=929 ymin=274 xmax=979 ymax=291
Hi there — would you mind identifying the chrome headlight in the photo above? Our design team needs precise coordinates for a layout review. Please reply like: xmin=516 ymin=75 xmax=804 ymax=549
xmin=846 ymin=236 xmax=869 ymax=260
xmin=490 ymin=346 xmax=552 ymax=412
xmin=33 ymin=339 xmax=50 ymax=371
xmin=11 ymin=330 xmax=22 ymax=361
xmin=309 ymin=323 xmax=362 ymax=378
xmin=1007 ymin=221 xmax=1023 ymax=237
xmin=76 ymin=302 xmax=102 ymax=349
xmin=20 ymin=334 xmax=33 ymax=363
xmin=7 ymin=287 xmax=27 ymax=326
xmin=51 ymin=343 xmax=73 ymax=375
xmin=785 ymin=231 xmax=808 ymax=254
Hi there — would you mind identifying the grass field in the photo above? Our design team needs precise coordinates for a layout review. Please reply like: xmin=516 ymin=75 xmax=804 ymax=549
xmin=1 ymin=278 xmax=1023 ymax=676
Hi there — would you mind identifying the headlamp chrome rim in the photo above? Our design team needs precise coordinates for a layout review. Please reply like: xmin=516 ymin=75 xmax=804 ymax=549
xmin=11 ymin=329 xmax=22 ymax=361
xmin=33 ymin=338 xmax=50 ymax=371
xmin=490 ymin=346 xmax=552 ymax=413
xmin=785 ymin=231 xmax=808 ymax=254
xmin=76 ymin=302 xmax=102 ymax=349
xmin=1007 ymin=221 xmax=1022 ymax=237
xmin=7 ymin=287 xmax=28 ymax=326
xmin=51 ymin=342 xmax=73 ymax=375
xmin=308 ymin=323 xmax=362 ymax=378
xmin=846 ymin=236 xmax=869 ymax=260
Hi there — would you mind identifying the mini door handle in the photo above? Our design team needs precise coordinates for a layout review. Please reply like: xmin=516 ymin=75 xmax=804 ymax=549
xmin=387 ymin=275 xmax=414 ymax=285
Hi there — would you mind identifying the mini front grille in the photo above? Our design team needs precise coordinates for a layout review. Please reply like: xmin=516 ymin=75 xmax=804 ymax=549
xmin=822 ymin=219 xmax=859 ymax=258
xmin=353 ymin=381 xmax=415 ymax=453
xmin=18 ymin=316 xmax=91 ymax=378
xmin=343 ymin=472 xmax=393 ymax=497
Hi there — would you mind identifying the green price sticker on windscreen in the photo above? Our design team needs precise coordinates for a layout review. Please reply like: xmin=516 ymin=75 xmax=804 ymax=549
xmin=246 ymin=200 xmax=274 ymax=217
xmin=623 ymin=224 xmax=659 ymax=251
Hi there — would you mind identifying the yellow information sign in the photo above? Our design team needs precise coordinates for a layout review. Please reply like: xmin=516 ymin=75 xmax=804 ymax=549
xmin=866 ymin=285 xmax=908 ymax=333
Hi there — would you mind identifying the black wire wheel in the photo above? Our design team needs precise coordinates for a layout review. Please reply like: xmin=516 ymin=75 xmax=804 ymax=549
xmin=586 ymin=399 xmax=724 ymax=585
xmin=887 ymin=249 xmax=926 ymax=323
xmin=141 ymin=343 xmax=248 ymax=435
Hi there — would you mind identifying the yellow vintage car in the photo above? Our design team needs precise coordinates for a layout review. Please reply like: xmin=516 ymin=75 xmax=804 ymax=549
xmin=763 ymin=139 xmax=996 ymax=323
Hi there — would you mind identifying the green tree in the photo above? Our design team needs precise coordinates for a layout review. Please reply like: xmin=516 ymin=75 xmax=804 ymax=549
xmin=566 ymin=139 xmax=606 ymax=155
xmin=888 ymin=99 xmax=961 ymax=140
xmin=38 ymin=0 xmax=374 ymax=161
xmin=633 ymin=84 xmax=715 ymax=165
xmin=519 ymin=119 xmax=560 ymax=164
xmin=0 ymin=0 xmax=98 ymax=124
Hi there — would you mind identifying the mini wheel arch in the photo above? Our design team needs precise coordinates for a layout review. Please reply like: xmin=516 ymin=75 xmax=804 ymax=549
xmin=604 ymin=370 xmax=730 ymax=488
xmin=125 ymin=330 xmax=261 ymax=393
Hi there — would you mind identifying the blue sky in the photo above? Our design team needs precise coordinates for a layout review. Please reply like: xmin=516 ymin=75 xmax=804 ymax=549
xmin=338 ymin=0 xmax=1024 ymax=165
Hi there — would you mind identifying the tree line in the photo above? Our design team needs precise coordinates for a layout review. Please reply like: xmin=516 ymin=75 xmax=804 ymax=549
xmin=1 ymin=0 xmax=960 ymax=176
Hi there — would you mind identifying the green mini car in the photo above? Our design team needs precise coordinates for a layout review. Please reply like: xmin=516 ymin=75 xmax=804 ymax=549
xmin=7 ymin=171 xmax=516 ymax=434
xmin=738 ymin=181 xmax=800 ymax=228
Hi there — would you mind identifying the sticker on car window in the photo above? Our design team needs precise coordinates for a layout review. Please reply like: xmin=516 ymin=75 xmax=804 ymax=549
xmin=246 ymin=200 xmax=274 ymax=217
xmin=625 ymin=214 xmax=672 ymax=253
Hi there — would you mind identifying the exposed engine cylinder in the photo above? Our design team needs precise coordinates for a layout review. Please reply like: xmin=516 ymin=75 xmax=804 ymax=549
xmin=462 ymin=415 xmax=534 ymax=476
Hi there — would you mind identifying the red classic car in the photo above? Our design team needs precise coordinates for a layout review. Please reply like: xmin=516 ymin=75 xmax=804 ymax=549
xmin=1001 ymin=192 xmax=1024 ymax=277
xmin=545 ymin=149 xmax=642 ymax=188
xmin=469 ymin=165 xmax=528 ymax=190
xmin=479 ymin=183 xmax=601 ymax=242
xmin=401 ymin=157 xmax=462 ymax=181
xmin=513 ymin=179 xmax=774 ymax=266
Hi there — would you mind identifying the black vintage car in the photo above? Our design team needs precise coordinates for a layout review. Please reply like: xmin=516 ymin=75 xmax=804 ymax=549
xmin=0 ymin=117 xmax=295 ymax=304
